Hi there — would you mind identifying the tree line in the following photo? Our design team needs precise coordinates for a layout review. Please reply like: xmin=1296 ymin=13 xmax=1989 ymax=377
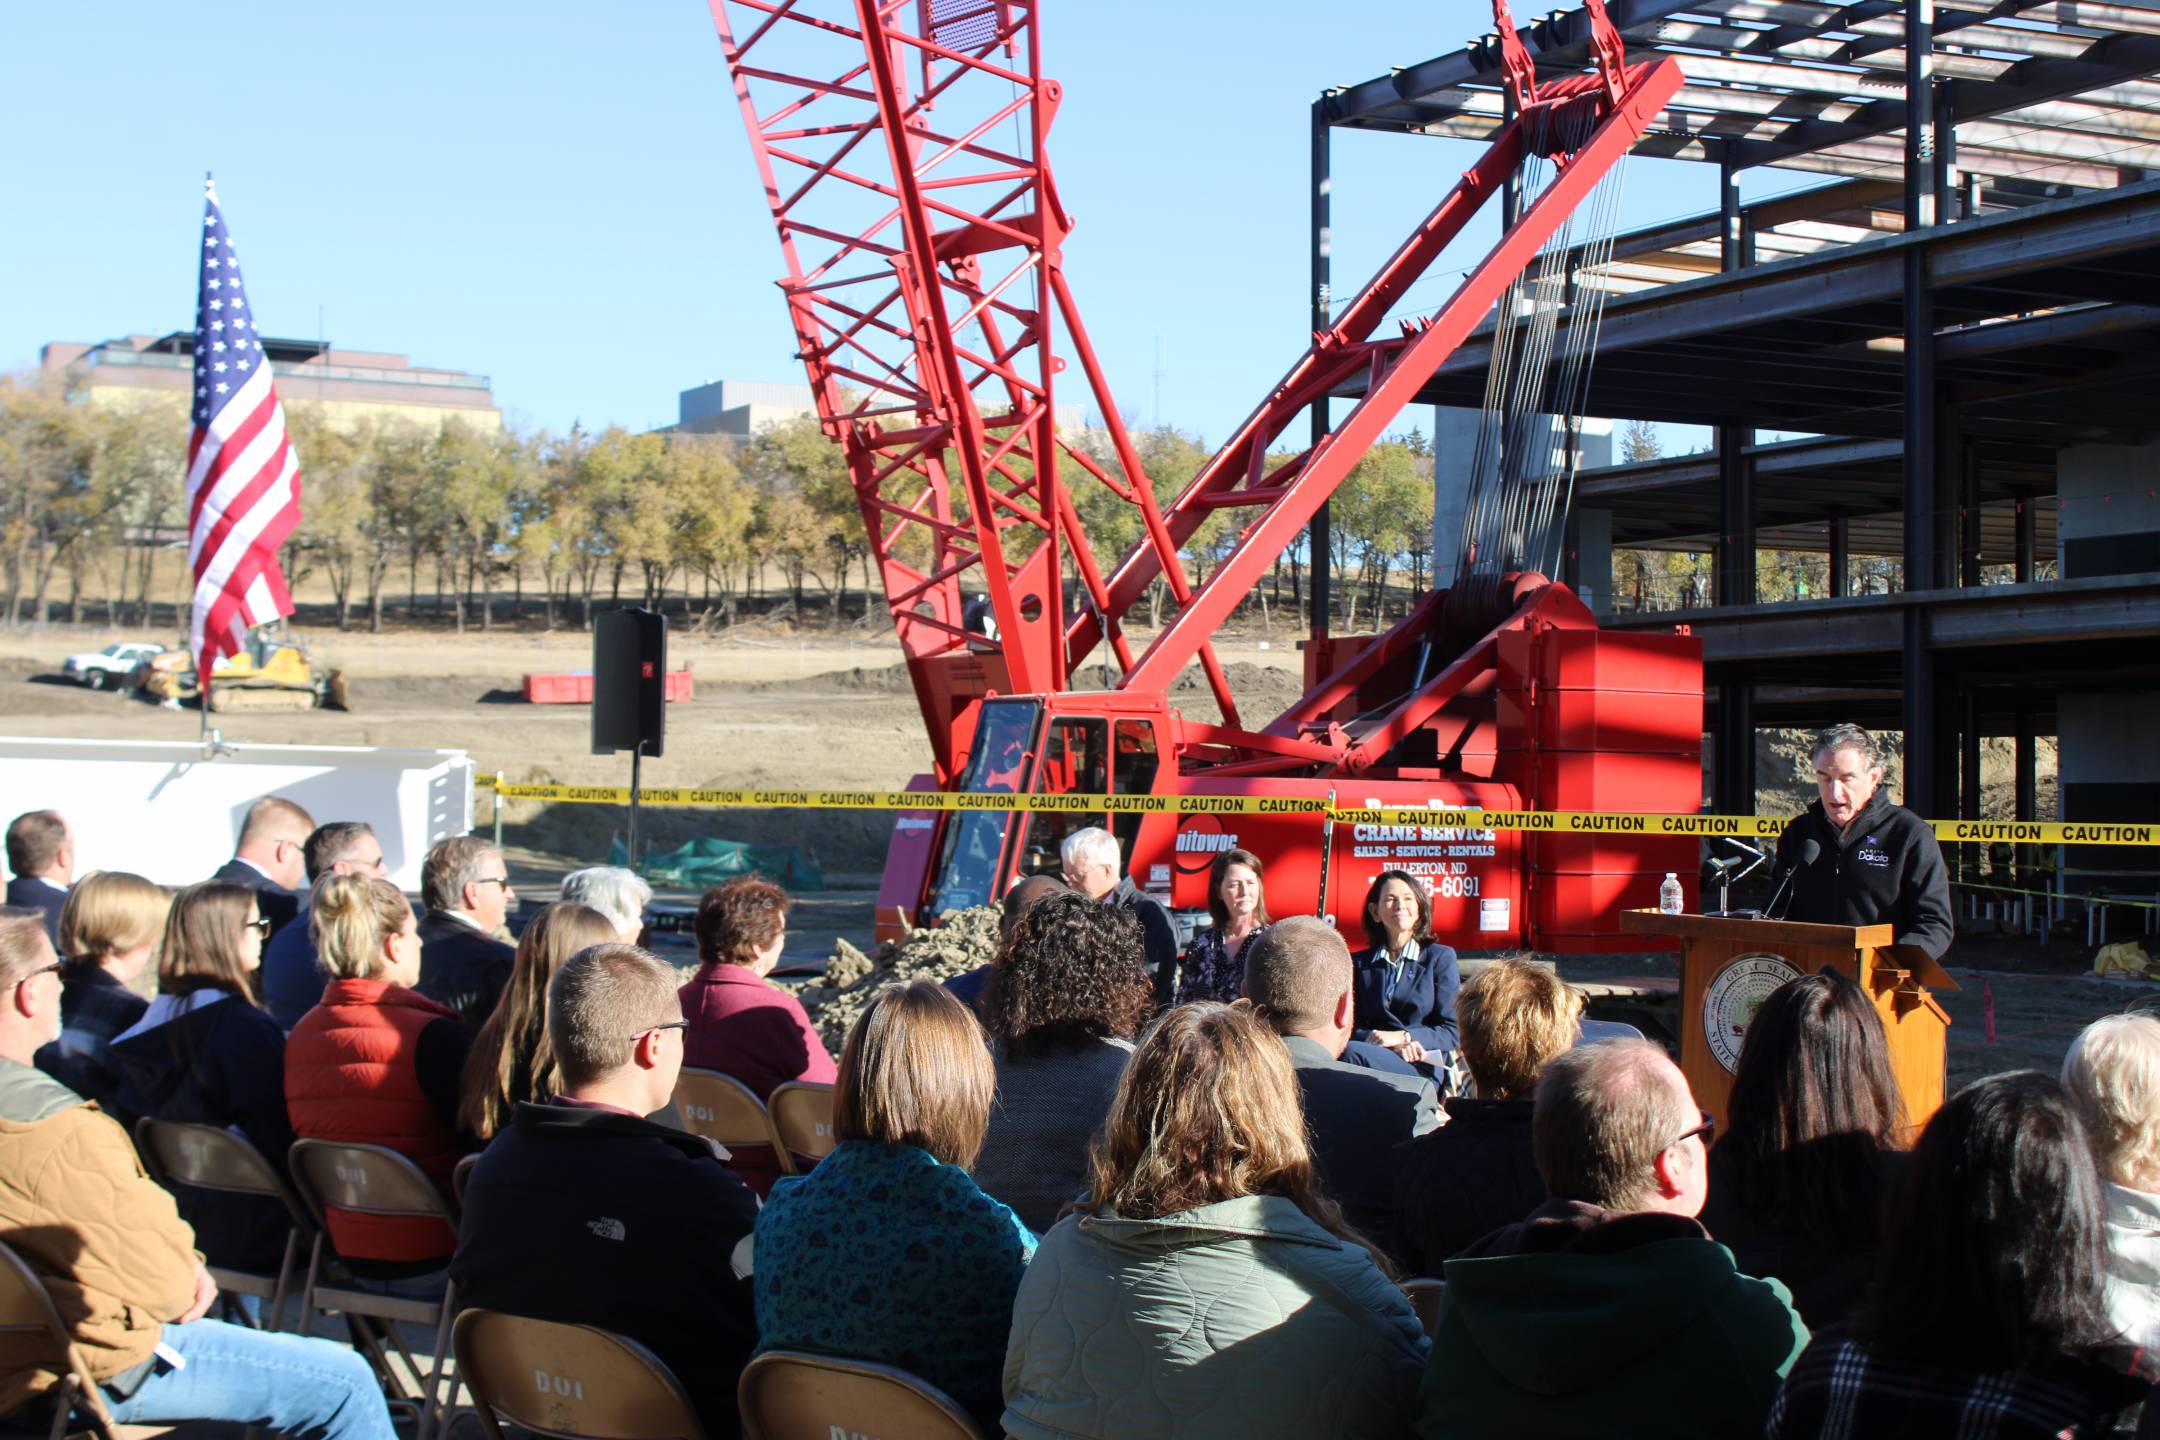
xmin=0 ymin=368 xmax=1445 ymax=638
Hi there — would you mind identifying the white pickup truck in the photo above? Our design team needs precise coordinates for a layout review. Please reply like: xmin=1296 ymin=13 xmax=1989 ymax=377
xmin=60 ymin=642 xmax=164 ymax=691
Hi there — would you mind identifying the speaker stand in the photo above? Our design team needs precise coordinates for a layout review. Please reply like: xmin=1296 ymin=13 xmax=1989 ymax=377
xmin=627 ymin=745 xmax=644 ymax=868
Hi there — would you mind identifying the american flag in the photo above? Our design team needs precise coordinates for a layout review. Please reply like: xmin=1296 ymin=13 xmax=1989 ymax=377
xmin=187 ymin=177 xmax=301 ymax=682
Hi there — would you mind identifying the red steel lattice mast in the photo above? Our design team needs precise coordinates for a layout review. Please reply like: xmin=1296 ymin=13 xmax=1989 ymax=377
xmin=711 ymin=0 xmax=1684 ymax=774
xmin=708 ymin=0 xmax=1238 ymax=780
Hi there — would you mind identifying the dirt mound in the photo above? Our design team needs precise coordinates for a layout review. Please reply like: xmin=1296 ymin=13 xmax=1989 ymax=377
xmin=750 ymin=663 xmax=917 ymax=696
xmin=797 ymin=903 xmax=1004 ymax=1049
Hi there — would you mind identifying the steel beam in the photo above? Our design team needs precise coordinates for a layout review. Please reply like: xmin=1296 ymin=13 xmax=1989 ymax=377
xmin=1903 ymin=0 xmax=1941 ymax=819
xmin=1718 ymin=683 xmax=1758 ymax=816
xmin=1830 ymin=515 xmax=1852 ymax=596
xmin=2015 ymin=700 xmax=2037 ymax=886
xmin=1604 ymin=572 xmax=2160 ymax=659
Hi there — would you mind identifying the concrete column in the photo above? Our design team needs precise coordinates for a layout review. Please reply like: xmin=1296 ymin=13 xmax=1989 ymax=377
xmin=2059 ymin=693 xmax=2160 ymax=897
xmin=2058 ymin=440 xmax=2160 ymax=579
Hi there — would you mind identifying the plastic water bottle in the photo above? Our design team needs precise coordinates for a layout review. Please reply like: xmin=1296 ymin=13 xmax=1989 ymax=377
xmin=1659 ymin=872 xmax=1684 ymax=915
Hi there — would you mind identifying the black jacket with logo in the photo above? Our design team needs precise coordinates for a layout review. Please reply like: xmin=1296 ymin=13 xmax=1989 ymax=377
xmin=1773 ymin=789 xmax=1954 ymax=958
xmin=451 ymin=1099 xmax=758 ymax=1432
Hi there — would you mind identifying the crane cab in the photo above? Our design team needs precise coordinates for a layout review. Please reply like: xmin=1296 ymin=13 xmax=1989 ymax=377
xmin=874 ymin=691 xmax=1181 ymax=944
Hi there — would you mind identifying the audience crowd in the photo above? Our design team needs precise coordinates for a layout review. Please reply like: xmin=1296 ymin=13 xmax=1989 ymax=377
xmin=3 ymin=793 xmax=2159 ymax=1440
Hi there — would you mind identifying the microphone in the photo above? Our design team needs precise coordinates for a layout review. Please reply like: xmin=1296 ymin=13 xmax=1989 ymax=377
xmin=1764 ymin=839 xmax=1820 ymax=921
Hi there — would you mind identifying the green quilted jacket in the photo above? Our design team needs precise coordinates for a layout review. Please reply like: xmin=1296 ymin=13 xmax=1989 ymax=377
xmin=1002 ymin=1195 xmax=1429 ymax=1439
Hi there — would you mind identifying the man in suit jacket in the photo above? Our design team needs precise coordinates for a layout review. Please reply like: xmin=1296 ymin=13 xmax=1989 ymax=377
xmin=1243 ymin=916 xmax=1439 ymax=1243
xmin=260 ymin=822 xmax=388 ymax=1029
xmin=4 ymin=811 xmax=72 ymax=946
xmin=210 ymin=795 xmax=315 ymax=938
xmin=415 ymin=835 xmax=517 ymax=1032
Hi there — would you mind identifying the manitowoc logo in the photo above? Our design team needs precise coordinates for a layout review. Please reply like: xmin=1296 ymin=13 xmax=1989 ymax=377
xmin=1175 ymin=830 xmax=1239 ymax=854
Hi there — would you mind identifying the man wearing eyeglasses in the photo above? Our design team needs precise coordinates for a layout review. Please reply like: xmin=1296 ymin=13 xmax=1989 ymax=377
xmin=210 ymin=795 xmax=315 ymax=939
xmin=1416 ymin=1039 xmax=1809 ymax=1439
xmin=452 ymin=944 xmax=757 ymax=1435
xmin=0 ymin=908 xmax=396 ymax=1438
xmin=412 ymin=836 xmax=518 ymax=1033
xmin=259 ymin=822 xmax=390 ymax=1031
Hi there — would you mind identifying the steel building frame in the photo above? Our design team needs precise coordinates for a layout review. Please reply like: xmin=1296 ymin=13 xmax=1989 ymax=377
xmin=1313 ymin=0 xmax=2160 ymax=876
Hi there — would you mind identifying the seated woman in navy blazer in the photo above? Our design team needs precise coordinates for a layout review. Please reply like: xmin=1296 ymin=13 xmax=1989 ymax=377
xmin=1350 ymin=870 xmax=1460 ymax=1074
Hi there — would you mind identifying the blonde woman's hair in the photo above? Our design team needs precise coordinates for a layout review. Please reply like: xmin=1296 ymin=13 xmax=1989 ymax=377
xmin=833 ymin=981 xmax=996 ymax=1169
xmin=1081 ymin=1001 xmax=1389 ymax=1271
xmin=2063 ymin=1013 xmax=2160 ymax=1191
xmin=1459 ymin=957 xmax=1585 ymax=1100
xmin=158 ymin=883 xmax=260 ymax=1004
xmin=58 ymin=871 xmax=170 ymax=972
xmin=311 ymin=874 xmax=413 ymax=980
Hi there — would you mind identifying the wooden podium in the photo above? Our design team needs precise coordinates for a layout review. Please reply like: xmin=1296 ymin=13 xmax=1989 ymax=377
xmin=1619 ymin=910 xmax=1958 ymax=1134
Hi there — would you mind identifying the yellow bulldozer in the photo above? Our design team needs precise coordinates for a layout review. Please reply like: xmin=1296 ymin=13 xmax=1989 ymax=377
xmin=138 ymin=634 xmax=349 ymax=713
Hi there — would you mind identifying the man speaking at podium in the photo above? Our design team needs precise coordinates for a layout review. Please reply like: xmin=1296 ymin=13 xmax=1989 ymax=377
xmin=1771 ymin=723 xmax=1954 ymax=959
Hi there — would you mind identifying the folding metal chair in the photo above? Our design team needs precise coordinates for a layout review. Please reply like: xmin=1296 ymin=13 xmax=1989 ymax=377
xmin=451 ymin=1153 xmax=480 ymax=1208
xmin=671 ymin=1067 xmax=793 ymax=1183
xmin=765 ymin=1081 xmax=837 ymax=1171
xmin=285 ymin=1139 xmax=464 ymax=1440
xmin=1402 ymin=1277 xmax=1448 ymax=1340
xmin=737 ymin=1351 xmax=984 ymax=1440
xmin=0 ymin=1239 xmax=168 ymax=1440
xmin=132 ymin=1118 xmax=308 ymax=1333
xmin=453 ymin=1309 xmax=705 ymax=1440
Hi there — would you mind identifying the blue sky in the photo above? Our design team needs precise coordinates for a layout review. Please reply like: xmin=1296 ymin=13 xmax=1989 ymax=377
xmin=2 ymin=2 xmax=1810 ymax=447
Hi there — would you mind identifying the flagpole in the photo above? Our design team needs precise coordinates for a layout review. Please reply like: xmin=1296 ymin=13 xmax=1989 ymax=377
xmin=198 ymin=172 xmax=212 ymax=747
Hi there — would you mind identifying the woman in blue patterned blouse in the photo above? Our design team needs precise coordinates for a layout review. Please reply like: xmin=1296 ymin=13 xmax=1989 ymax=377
xmin=752 ymin=980 xmax=1035 ymax=1428
xmin=1174 ymin=848 xmax=1270 ymax=1005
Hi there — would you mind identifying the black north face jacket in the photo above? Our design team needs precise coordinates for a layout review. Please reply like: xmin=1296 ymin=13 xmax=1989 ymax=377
xmin=1774 ymin=788 xmax=1954 ymax=958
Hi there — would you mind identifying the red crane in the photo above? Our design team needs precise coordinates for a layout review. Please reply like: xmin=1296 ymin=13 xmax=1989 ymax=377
xmin=709 ymin=0 xmax=1702 ymax=949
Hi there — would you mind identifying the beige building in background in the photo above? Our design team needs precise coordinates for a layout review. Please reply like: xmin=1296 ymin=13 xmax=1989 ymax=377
xmin=40 ymin=333 xmax=501 ymax=433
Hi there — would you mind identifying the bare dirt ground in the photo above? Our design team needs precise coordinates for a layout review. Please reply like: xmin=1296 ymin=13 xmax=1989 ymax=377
xmin=0 ymin=619 xmax=2139 ymax=1080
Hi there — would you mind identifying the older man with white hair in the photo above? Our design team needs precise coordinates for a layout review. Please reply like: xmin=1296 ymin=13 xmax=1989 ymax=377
xmin=559 ymin=866 xmax=653 ymax=945
xmin=1059 ymin=827 xmax=1177 ymax=1005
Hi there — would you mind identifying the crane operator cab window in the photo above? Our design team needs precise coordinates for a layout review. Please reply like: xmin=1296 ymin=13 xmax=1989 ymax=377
xmin=1110 ymin=720 xmax=1160 ymax=859
xmin=1018 ymin=717 xmax=1109 ymax=878
xmin=927 ymin=699 xmax=1039 ymax=916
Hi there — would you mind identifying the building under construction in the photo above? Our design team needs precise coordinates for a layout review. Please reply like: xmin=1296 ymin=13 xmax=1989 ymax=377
xmin=1317 ymin=0 xmax=2160 ymax=916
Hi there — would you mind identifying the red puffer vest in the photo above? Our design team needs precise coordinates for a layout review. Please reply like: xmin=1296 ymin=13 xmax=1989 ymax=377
xmin=285 ymin=978 xmax=461 ymax=1263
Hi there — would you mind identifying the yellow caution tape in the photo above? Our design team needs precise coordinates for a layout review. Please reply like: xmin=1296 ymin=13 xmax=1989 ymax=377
xmin=477 ymin=777 xmax=2157 ymax=847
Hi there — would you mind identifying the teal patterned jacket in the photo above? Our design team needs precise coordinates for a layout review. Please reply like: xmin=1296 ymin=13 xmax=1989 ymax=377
xmin=753 ymin=1139 xmax=1037 ymax=1426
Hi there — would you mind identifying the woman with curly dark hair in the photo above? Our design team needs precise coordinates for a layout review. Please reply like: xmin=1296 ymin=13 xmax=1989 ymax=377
xmin=972 ymin=890 xmax=1154 ymax=1230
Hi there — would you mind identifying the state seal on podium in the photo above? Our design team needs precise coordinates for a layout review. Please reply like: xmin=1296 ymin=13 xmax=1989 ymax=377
xmin=1702 ymin=953 xmax=1804 ymax=1072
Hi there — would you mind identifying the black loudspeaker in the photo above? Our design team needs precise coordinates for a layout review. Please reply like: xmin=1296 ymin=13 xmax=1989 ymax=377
xmin=592 ymin=608 xmax=666 ymax=758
